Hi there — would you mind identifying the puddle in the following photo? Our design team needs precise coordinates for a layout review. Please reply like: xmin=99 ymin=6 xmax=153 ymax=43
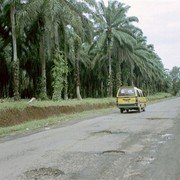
xmin=101 ymin=150 xmax=126 ymax=154
xmin=24 ymin=167 xmax=64 ymax=179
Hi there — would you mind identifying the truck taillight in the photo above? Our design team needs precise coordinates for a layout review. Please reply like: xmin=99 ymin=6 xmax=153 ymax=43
xmin=135 ymin=97 xmax=138 ymax=104
xmin=136 ymin=97 xmax=138 ymax=103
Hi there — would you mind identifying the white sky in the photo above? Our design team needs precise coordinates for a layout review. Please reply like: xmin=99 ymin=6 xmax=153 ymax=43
xmin=102 ymin=0 xmax=180 ymax=70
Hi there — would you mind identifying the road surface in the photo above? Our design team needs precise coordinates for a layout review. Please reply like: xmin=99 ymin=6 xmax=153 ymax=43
xmin=0 ymin=98 xmax=180 ymax=180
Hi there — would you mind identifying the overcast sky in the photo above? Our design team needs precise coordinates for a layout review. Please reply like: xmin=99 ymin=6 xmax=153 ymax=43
xmin=103 ymin=0 xmax=180 ymax=70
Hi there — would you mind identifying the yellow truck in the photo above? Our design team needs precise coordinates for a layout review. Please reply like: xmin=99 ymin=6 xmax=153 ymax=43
xmin=116 ymin=86 xmax=147 ymax=113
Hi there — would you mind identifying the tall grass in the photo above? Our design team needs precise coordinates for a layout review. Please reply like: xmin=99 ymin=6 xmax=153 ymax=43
xmin=147 ymin=92 xmax=172 ymax=101
xmin=0 ymin=98 xmax=115 ymax=111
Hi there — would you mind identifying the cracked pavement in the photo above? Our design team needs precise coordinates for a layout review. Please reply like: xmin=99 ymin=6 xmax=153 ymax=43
xmin=0 ymin=98 xmax=179 ymax=180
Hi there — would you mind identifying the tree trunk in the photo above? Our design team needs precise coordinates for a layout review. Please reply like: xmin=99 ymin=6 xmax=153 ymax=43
xmin=137 ymin=76 xmax=140 ymax=88
xmin=64 ymin=75 xmax=68 ymax=100
xmin=108 ymin=46 xmax=113 ymax=97
xmin=131 ymin=65 xmax=134 ymax=86
xmin=75 ymin=49 xmax=82 ymax=100
xmin=101 ymin=81 xmax=104 ymax=97
xmin=64 ymin=34 xmax=68 ymax=100
xmin=39 ymin=34 xmax=47 ymax=99
xmin=76 ymin=86 xmax=81 ymax=100
xmin=108 ymin=52 xmax=112 ymax=97
xmin=54 ymin=24 xmax=59 ymax=49
xmin=10 ymin=3 xmax=20 ymax=101
xmin=116 ymin=61 xmax=122 ymax=92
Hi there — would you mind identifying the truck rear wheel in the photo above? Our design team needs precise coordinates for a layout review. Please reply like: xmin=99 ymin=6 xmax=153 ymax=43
xmin=137 ymin=107 xmax=141 ymax=113
xmin=120 ymin=109 xmax=124 ymax=113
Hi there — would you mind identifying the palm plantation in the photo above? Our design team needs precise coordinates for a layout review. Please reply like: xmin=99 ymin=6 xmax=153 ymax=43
xmin=0 ymin=0 xmax=176 ymax=100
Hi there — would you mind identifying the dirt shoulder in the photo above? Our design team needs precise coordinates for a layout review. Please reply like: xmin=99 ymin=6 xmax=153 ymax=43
xmin=0 ymin=102 xmax=114 ymax=127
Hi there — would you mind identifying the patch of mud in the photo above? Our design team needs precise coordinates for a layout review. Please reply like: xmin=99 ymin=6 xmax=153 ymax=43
xmin=24 ymin=167 xmax=64 ymax=179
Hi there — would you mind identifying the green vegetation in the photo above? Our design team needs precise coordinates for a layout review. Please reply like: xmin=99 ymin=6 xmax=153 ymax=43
xmin=169 ymin=67 xmax=180 ymax=96
xmin=52 ymin=50 xmax=68 ymax=101
xmin=147 ymin=92 xmax=172 ymax=101
xmin=0 ymin=0 xmax=176 ymax=101
xmin=0 ymin=98 xmax=114 ymax=111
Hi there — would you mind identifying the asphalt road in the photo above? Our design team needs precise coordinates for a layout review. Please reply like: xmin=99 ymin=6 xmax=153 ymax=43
xmin=0 ymin=98 xmax=180 ymax=180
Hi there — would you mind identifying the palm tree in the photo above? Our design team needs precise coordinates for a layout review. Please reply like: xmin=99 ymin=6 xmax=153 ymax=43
xmin=67 ymin=26 xmax=92 ymax=100
xmin=19 ymin=0 xmax=95 ymax=100
xmin=91 ymin=0 xmax=138 ymax=97
xmin=126 ymin=39 xmax=167 ymax=93
xmin=1 ymin=0 xmax=21 ymax=100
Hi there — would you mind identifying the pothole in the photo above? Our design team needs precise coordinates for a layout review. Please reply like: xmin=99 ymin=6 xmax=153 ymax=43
xmin=146 ymin=117 xmax=169 ymax=120
xmin=24 ymin=167 xmax=64 ymax=179
xmin=92 ymin=130 xmax=128 ymax=135
xmin=101 ymin=150 xmax=126 ymax=154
